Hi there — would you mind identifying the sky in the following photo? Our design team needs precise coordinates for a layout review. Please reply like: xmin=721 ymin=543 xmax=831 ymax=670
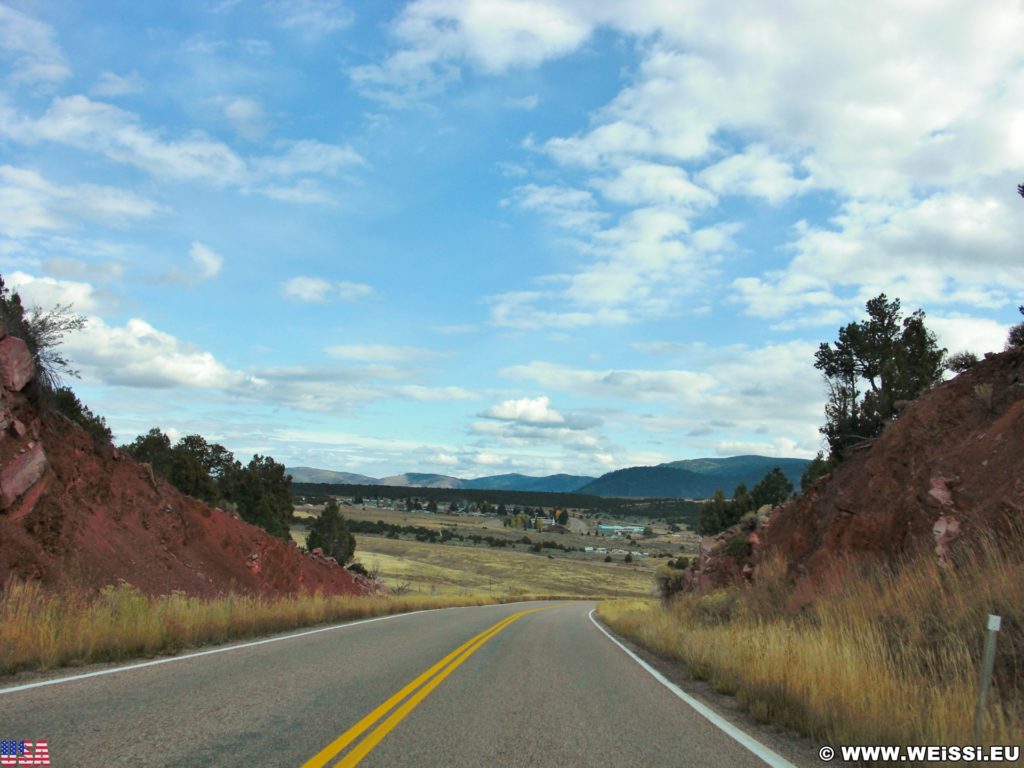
xmin=1 ymin=1 xmax=1022 ymax=479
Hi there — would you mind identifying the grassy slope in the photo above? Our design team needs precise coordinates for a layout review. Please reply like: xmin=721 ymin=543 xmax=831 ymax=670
xmin=598 ymin=539 xmax=1023 ymax=746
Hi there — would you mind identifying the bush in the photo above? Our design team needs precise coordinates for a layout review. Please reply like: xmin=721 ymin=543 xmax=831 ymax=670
xmin=624 ymin=553 xmax=634 ymax=563
xmin=946 ymin=350 xmax=979 ymax=373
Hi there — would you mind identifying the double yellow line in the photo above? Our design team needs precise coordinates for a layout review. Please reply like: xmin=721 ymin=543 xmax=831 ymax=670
xmin=302 ymin=608 xmax=540 ymax=768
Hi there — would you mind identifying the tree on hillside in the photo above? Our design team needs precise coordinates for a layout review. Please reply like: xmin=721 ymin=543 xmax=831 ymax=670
xmin=698 ymin=489 xmax=737 ymax=535
xmin=731 ymin=483 xmax=752 ymax=516
xmin=307 ymin=498 xmax=355 ymax=564
xmin=750 ymin=467 xmax=794 ymax=508
xmin=0 ymin=275 xmax=86 ymax=396
xmin=800 ymin=451 xmax=834 ymax=493
xmin=53 ymin=386 xmax=112 ymax=443
xmin=814 ymin=294 xmax=945 ymax=459
xmin=123 ymin=427 xmax=175 ymax=477
xmin=231 ymin=454 xmax=294 ymax=539
xmin=557 ymin=509 xmax=569 ymax=526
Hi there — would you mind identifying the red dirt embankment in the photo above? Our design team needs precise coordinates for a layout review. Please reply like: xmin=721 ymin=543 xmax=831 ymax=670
xmin=694 ymin=347 xmax=1024 ymax=593
xmin=0 ymin=329 xmax=376 ymax=598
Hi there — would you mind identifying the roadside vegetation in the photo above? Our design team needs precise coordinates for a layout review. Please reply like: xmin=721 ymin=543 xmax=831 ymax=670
xmin=0 ymin=580 xmax=585 ymax=676
xmin=599 ymin=532 xmax=1023 ymax=746
xmin=599 ymin=290 xmax=1024 ymax=747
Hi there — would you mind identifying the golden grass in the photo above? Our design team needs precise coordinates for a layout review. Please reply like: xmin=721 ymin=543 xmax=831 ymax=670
xmin=598 ymin=538 xmax=1024 ymax=746
xmin=353 ymin=536 xmax=653 ymax=597
xmin=0 ymin=579 xmax=577 ymax=677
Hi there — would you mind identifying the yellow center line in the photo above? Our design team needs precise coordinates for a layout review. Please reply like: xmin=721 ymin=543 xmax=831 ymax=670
xmin=301 ymin=608 xmax=541 ymax=768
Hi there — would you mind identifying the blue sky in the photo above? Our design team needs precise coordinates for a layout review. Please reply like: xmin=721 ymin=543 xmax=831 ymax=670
xmin=2 ymin=1 xmax=1022 ymax=478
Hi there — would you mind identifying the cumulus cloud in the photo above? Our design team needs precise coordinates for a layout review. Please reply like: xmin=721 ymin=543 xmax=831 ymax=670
xmin=351 ymin=0 xmax=592 ymax=102
xmin=65 ymin=317 xmax=255 ymax=389
xmin=481 ymin=395 xmax=565 ymax=425
xmin=5 ymin=270 xmax=100 ymax=313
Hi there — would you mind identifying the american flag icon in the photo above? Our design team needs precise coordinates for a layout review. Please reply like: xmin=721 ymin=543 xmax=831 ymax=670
xmin=0 ymin=740 xmax=50 ymax=766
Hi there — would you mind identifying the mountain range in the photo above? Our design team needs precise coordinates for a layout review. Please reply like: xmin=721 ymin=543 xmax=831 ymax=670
xmin=287 ymin=455 xmax=810 ymax=499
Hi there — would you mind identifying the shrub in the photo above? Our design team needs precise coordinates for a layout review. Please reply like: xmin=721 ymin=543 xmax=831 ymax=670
xmin=947 ymin=350 xmax=979 ymax=373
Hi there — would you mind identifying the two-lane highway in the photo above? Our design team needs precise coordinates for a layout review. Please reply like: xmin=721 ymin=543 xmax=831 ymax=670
xmin=1 ymin=601 xmax=807 ymax=767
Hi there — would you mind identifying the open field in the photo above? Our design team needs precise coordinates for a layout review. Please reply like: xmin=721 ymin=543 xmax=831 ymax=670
xmin=349 ymin=536 xmax=653 ymax=597
xmin=597 ymin=535 xmax=1024 ymax=746
xmin=295 ymin=501 xmax=700 ymax=558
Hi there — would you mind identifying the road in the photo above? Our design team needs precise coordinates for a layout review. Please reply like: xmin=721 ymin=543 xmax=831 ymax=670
xmin=0 ymin=601 xmax=816 ymax=767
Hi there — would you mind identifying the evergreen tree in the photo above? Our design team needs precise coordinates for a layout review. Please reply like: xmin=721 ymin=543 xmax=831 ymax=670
xmin=815 ymin=294 xmax=945 ymax=459
xmin=306 ymin=498 xmax=355 ymax=564
xmin=751 ymin=467 xmax=794 ymax=508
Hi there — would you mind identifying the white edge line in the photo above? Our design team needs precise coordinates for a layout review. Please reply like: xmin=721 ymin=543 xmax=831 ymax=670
xmin=588 ymin=609 xmax=796 ymax=768
xmin=0 ymin=602 xmax=509 ymax=696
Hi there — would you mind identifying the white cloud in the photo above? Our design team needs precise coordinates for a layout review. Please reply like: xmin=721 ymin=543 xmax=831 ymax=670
xmin=0 ymin=4 xmax=70 ymax=86
xmin=351 ymin=0 xmax=592 ymax=102
xmin=698 ymin=144 xmax=814 ymax=204
xmin=281 ymin=275 xmax=332 ymax=302
xmin=281 ymin=276 xmax=374 ymax=302
xmin=481 ymin=395 xmax=564 ymax=425
xmin=66 ymin=317 xmax=255 ymax=389
xmin=5 ymin=270 xmax=99 ymax=313
xmin=0 ymin=97 xmax=362 ymax=197
xmin=929 ymin=316 xmax=1010 ymax=358
xmin=503 ymin=183 xmax=605 ymax=231
xmin=593 ymin=163 xmax=716 ymax=209
xmin=223 ymin=97 xmax=267 ymax=140
xmin=158 ymin=242 xmax=224 ymax=286
xmin=733 ymin=192 xmax=1024 ymax=322
xmin=0 ymin=165 xmax=165 ymax=236
xmin=337 ymin=280 xmax=373 ymax=300
xmin=189 ymin=242 xmax=224 ymax=280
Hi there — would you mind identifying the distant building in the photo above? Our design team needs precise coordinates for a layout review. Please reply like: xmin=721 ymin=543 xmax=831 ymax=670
xmin=543 ymin=524 xmax=569 ymax=533
xmin=597 ymin=524 xmax=645 ymax=537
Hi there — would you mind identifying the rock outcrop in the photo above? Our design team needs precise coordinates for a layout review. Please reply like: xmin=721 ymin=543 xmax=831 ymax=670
xmin=0 ymin=327 xmax=379 ymax=598
xmin=688 ymin=347 xmax=1024 ymax=594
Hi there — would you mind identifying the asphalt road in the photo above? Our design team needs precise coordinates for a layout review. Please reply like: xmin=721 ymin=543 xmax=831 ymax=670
xmin=0 ymin=601 xmax=820 ymax=767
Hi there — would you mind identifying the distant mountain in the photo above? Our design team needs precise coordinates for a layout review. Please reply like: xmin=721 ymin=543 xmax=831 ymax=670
xmin=578 ymin=455 xmax=810 ymax=499
xmin=288 ymin=455 xmax=808 ymax=499
xmin=287 ymin=467 xmax=379 ymax=485
xmin=377 ymin=473 xmax=464 ymax=489
xmin=462 ymin=473 xmax=595 ymax=493
xmin=659 ymin=455 xmax=809 ymax=487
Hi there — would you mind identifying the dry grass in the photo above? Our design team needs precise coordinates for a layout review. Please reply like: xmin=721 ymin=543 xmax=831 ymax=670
xmin=353 ymin=536 xmax=653 ymax=597
xmin=598 ymin=537 xmax=1024 ymax=746
xmin=0 ymin=580 xmax=574 ymax=677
